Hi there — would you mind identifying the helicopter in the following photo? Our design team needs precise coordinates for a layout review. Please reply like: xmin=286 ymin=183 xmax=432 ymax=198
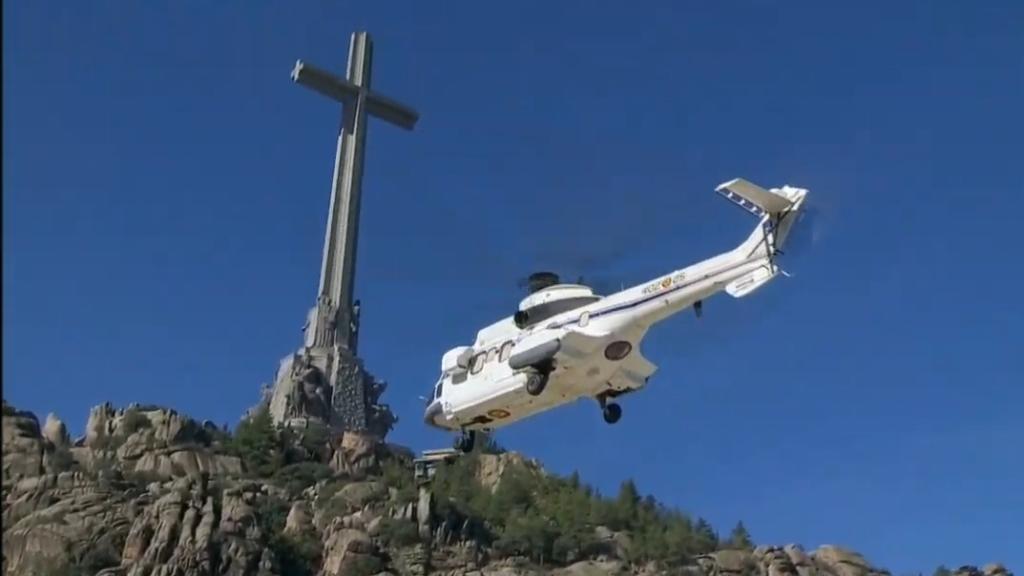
xmin=424 ymin=178 xmax=810 ymax=452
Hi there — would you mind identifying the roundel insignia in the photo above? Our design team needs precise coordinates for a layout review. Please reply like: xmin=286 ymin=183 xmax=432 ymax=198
xmin=487 ymin=409 xmax=511 ymax=419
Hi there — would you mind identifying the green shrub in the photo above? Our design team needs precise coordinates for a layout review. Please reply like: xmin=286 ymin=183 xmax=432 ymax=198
xmin=295 ymin=421 xmax=331 ymax=460
xmin=346 ymin=555 xmax=384 ymax=576
xmin=271 ymin=531 xmax=322 ymax=576
xmin=224 ymin=407 xmax=285 ymax=478
xmin=380 ymin=458 xmax=417 ymax=506
xmin=377 ymin=517 xmax=421 ymax=548
xmin=319 ymin=478 xmax=346 ymax=502
xmin=273 ymin=462 xmax=334 ymax=497
xmin=252 ymin=489 xmax=322 ymax=576
xmin=493 ymin=508 xmax=556 ymax=562
xmin=256 ymin=493 xmax=292 ymax=537
xmin=316 ymin=478 xmax=355 ymax=521
xmin=321 ymin=491 xmax=354 ymax=521
xmin=429 ymin=452 xmax=483 ymax=519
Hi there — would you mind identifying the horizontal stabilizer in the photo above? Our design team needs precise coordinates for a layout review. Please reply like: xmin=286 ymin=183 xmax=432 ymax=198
xmin=725 ymin=264 xmax=777 ymax=298
xmin=716 ymin=178 xmax=800 ymax=216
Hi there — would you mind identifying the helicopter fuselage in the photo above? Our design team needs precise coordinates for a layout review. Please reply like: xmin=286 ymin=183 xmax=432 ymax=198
xmin=424 ymin=178 xmax=809 ymax=443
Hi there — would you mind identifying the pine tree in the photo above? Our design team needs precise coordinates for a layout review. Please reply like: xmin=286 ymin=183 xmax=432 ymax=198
xmin=693 ymin=517 xmax=718 ymax=553
xmin=228 ymin=406 xmax=283 ymax=477
xmin=662 ymin=513 xmax=696 ymax=566
xmin=726 ymin=521 xmax=754 ymax=550
xmin=615 ymin=479 xmax=642 ymax=528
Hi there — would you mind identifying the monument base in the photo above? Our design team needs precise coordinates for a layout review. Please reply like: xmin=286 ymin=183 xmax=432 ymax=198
xmin=261 ymin=345 xmax=396 ymax=439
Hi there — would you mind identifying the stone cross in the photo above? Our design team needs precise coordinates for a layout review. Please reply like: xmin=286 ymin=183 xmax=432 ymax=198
xmin=291 ymin=31 xmax=418 ymax=353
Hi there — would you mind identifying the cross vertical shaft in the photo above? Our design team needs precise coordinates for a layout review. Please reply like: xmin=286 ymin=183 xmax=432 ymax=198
xmin=292 ymin=31 xmax=418 ymax=353
xmin=316 ymin=32 xmax=371 ymax=352
xmin=261 ymin=30 xmax=412 ymax=437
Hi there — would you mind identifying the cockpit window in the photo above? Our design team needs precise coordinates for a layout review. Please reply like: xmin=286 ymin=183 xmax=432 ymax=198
xmin=427 ymin=377 xmax=443 ymax=406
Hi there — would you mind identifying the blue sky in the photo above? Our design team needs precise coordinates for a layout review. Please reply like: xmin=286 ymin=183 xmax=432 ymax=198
xmin=4 ymin=1 xmax=1022 ymax=572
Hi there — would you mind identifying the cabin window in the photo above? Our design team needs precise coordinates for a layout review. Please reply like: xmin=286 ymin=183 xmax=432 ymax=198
xmin=499 ymin=341 xmax=514 ymax=362
xmin=470 ymin=352 xmax=486 ymax=374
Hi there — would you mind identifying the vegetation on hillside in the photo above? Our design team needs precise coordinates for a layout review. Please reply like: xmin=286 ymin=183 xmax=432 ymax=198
xmin=9 ymin=401 xmax=1003 ymax=576
xmin=223 ymin=405 xmax=335 ymax=486
xmin=428 ymin=449 xmax=733 ymax=567
xmin=75 ymin=405 xmax=746 ymax=573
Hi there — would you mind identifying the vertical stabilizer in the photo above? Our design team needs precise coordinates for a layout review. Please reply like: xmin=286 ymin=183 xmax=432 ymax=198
xmin=716 ymin=178 xmax=810 ymax=297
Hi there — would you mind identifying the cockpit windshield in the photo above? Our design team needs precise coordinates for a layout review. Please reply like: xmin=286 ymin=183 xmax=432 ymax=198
xmin=427 ymin=375 xmax=443 ymax=406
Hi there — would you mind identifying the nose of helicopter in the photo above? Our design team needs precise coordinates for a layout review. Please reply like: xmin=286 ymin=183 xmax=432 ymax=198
xmin=423 ymin=400 xmax=450 ymax=429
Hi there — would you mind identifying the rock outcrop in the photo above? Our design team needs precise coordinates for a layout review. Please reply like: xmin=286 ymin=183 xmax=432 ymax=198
xmin=2 ymin=403 xmax=45 ymax=484
xmin=695 ymin=546 xmax=894 ymax=576
xmin=321 ymin=525 xmax=382 ymax=576
xmin=1 ymin=400 xmax=1014 ymax=576
xmin=475 ymin=452 xmax=542 ymax=493
xmin=330 ymin=430 xmax=385 ymax=478
xmin=41 ymin=413 xmax=70 ymax=448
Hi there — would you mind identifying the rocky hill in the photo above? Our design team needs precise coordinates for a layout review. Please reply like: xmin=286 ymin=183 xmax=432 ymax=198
xmin=1 ymin=400 xmax=1013 ymax=576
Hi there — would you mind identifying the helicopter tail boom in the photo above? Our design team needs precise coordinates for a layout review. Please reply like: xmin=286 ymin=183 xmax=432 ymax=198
xmin=725 ymin=261 xmax=777 ymax=298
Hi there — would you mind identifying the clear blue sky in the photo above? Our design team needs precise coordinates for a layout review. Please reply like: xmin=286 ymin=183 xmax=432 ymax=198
xmin=4 ymin=2 xmax=1022 ymax=572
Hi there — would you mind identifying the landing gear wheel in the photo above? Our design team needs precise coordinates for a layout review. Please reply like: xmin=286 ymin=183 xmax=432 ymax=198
xmin=455 ymin=431 xmax=476 ymax=454
xmin=602 ymin=402 xmax=622 ymax=424
xmin=525 ymin=372 xmax=549 ymax=396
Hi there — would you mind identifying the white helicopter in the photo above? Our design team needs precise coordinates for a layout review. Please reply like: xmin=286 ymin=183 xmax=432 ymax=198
xmin=425 ymin=178 xmax=810 ymax=452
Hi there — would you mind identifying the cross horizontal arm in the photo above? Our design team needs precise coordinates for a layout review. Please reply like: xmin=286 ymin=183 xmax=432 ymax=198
xmin=291 ymin=60 xmax=419 ymax=131
xmin=366 ymin=92 xmax=419 ymax=131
